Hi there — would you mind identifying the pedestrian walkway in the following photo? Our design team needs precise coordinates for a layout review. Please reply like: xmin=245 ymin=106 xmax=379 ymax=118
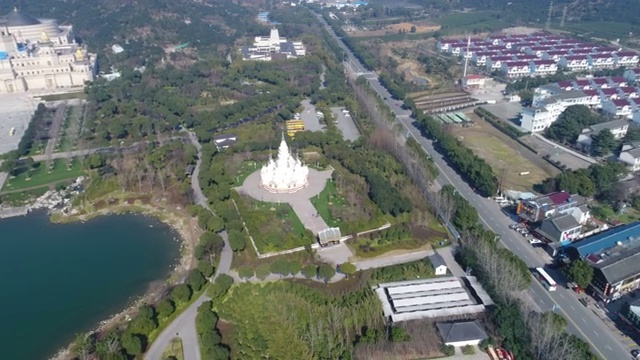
xmin=228 ymin=269 xmax=346 ymax=284
xmin=435 ymin=246 xmax=466 ymax=277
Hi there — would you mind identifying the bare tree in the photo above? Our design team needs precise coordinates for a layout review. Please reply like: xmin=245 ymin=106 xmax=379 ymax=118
xmin=434 ymin=190 xmax=456 ymax=224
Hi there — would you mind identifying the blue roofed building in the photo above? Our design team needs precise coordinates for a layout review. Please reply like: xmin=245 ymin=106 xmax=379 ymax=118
xmin=257 ymin=12 xmax=270 ymax=23
xmin=567 ymin=222 xmax=640 ymax=302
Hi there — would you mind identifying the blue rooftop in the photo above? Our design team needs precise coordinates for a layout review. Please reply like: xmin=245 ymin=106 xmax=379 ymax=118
xmin=570 ymin=222 xmax=640 ymax=258
xmin=0 ymin=51 xmax=7 ymax=60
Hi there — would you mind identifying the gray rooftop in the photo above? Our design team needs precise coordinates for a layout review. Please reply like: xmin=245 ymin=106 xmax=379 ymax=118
xmin=436 ymin=320 xmax=488 ymax=344
xmin=430 ymin=253 xmax=446 ymax=269
xmin=595 ymin=247 xmax=640 ymax=285
xmin=536 ymin=213 xmax=581 ymax=243
xmin=1 ymin=8 xmax=41 ymax=27
xmin=586 ymin=119 xmax=630 ymax=135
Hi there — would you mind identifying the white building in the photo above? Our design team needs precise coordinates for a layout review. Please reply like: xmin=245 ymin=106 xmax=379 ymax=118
xmin=520 ymin=90 xmax=589 ymax=132
xmin=260 ymin=133 xmax=309 ymax=193
xmin=589 ymin=53 xmax=616 ymax=69
xmin=429 ymin=253 xmax=448 ymax=276
xmin=531 ymin=59 xmax=558 ymax=77
xmin=0 ymin=8 xmax=96 ymax=94
xmin=559 ymin=55 xmax=590 ymax=72
xmin=615 ymin=51 xmax=640 ymax=68
xmin=576 ymin=119 xmax=630 ymax=152
xmin=602 ymin=99 xmax=635 ymax=118
xmin=619 ymin=140 xmax=640 ymax=172
xmin=501 ymin=61 xmax=531 ymax=78
xmin=462 ymin=74 xmax=485 ymax=89
xmin=240 ymin=28 xmax=305 ymax=61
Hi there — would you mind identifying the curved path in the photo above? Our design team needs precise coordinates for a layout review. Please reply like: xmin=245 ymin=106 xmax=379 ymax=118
xmin=144 ymin=129 xmax=231 ymax=360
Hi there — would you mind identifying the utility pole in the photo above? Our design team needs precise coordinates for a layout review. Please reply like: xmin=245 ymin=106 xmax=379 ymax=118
xmin=560 ymin=4 xmax=568 ymax=27
xmin=546 ymin=0 xmax=553 ymax=30
xmin=463 ymin=34 xmax=471 ymax=78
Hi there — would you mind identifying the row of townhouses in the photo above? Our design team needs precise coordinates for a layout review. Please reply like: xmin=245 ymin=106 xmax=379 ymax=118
xmin=519 ymin=74 xmax=640 ymax=132
xmin=438 ymin=33 xmax=639 ymax=78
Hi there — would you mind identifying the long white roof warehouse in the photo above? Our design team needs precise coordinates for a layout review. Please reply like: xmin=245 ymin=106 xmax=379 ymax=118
xmin=374 ymin=277 xmax=487 ymax=322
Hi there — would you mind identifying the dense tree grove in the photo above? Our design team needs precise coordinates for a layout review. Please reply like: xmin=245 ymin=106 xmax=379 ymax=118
xmin=539 ymin=162 xmax=627 ymax=198
xmin=414 ymin=115 xmax=498 ymax=196
xmin=196 ymin=301 xmax=230 ymax=359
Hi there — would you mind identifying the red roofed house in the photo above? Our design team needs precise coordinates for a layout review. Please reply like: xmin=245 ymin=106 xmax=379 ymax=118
xmin=619 ymin=87 xmax=639 ymax=99
xmin=591 ymin=77 xmax=611 ymax=89
xmin=544 ymin=50 xmax=568 ymax=62
xmin=556 ymin=81 xmax=574 ymax=91
xmin=559 ymin=55 xmax=590 ymax=72
xmin=582 ymin=89 xmax=602 ymax=108
xmin=615 ymin=52 xmax=640 ymax=68
xmin=590 ymin=53 xmax=616 ymax=69
xmin=573 ymin=79 xmax=592 ymax=90
xmin=571 ymin=48 xmax=594 ymax=55
xmin=437 ymin=39 xmax=462 ymax=52
xmin=502 ymin=61 xmax=532 ymax=78
xmin=599 ymin=87 xmax=621 ymax=101
xmin=473 ymin=51 xmax=497 ymax=66
xmin=486 ymin=55 xmax=514 ymax=72
xmin=462 ymin=74 xmax=485 ymax=89
xmin=602 ymin=99 xmax=635 ymax=118
xmin=531 ymin=59 xmax=558 ymax=76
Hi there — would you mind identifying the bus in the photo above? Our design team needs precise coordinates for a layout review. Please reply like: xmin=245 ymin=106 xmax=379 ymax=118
xmin=534 ymin=267 xmax=557 ymax=291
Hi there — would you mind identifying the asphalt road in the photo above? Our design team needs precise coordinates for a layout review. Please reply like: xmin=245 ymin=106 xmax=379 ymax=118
xmin=312 ymin=10 xmax=632 ymax=360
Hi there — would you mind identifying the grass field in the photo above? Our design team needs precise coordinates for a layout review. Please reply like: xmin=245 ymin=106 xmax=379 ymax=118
xmin=557 ymin=21 xmax=640 ymax=41
xmin=162 ymin=338 xmax=184 ymax=360
xmin=450 ymin=113 xmax=556 ymax=192
xmin=310 ymin=180 xmax=345 ymax=228
xmin=435 ymin=11 xmax=511 ymax=35
xmin=1 ymin=159 xmax=84 ymax=192
xmin=0 ymin=186 xmax=49 ymax=205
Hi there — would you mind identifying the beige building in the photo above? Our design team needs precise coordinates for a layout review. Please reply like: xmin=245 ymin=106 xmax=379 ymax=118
xmin=0 ymin=8 xmax=96 ymax=94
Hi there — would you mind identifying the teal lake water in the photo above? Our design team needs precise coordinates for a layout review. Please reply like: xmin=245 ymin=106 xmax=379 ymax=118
xmin=0 ymin=212 xmax=180 ymax=360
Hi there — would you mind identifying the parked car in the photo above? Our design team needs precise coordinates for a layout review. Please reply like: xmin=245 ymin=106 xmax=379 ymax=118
xmin=631 ymin=349 xmax=640 ymax=359
xmin=509 ymin=223 xmax=519 ymax=229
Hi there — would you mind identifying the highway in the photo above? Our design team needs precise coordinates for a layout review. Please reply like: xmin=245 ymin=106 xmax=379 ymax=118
xmin=313 ymin=10 xmax=632 ymax=360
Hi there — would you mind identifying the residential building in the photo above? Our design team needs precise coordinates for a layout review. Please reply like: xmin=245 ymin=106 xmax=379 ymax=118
xmin=573 ymin=79 xmax=592 ymax=90
xmin=544 ymin=50 xmax=568 ymax=62
xmin=599 ymin=87 xmax=621 ymax=101
xmin=624 ymin=68 xmax=640 ymax=84
xmin=502 ymin=61 xmax=531 ymax=78
xmin=589 ymin=53 xmax=616 ymax=69
xmin=576 ymin=119 xmax=630 ymax=152
xmin=437 ymin=39 xmax=462 ymax=52
xmin=0 ymin=8 xmax=97 ymax=93
xmin=514 ymin=54 xmax=536 ymax=62
xmin=618 ymin=141 xmax=640 ymax=172
xmin=534 ymin=213 xmax=582 ymax=245
xmin=570 ymin=48 xmax=593 ymax=56
xmin=602 ymin=99 xmax=635 ymax=118
xmin=256 ymin=11 xmax=270 ymax=23
xmin=568 ymin=222 xmax=640 ymax=301
xmin=517 ymin=191 xmax=583 ymax=223
xmin=609 ymin=77 xmax=629 ymax=88
xmin=530 ymin=59 xmax=558 ymax=76
xmin=591 ymin=77 xmax=611 ymax=89
xmin=615 ymin=51 xmax=640 ymax=68
xmin=556 ymin=81 xmax=574 ymax=91
xmin=520 ymin=90 xmax=589 ymax=132
xmin=473 ymin=51 xmax=496 ymax=66
xmin=559 ymin=55 xmax=590 ymax=72
xmin=527 ymin=46 xmax=554 ymax=58
xmin=437 ymin=321 xmax=488 ymax=347
xmin=486 ymin=55 xmax=513 ymax=72
xmin=429 ymin=253 xmax=448 ymax=276
xmin=582 ymin=89 xmax=602 ymax=108
xmin=619 ymin=87 xmax=639 ymax=99
xmin=240 ymin=28 xmax=306 ymax=61
xmin=462 ymin=74 xmax=485 ymax=89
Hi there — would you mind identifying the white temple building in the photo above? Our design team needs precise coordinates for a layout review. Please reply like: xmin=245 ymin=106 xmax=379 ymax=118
xmin=260 ymin=134 xmax=309 ymax=193
xmin=0 ymin=8 xmax=97 ymax=94
xmin=241 ymin=28 xmax=306 ymax=61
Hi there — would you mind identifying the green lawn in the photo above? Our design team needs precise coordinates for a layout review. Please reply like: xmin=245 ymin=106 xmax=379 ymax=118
xmin=234 ymin=161 xmax=261 ymax=186
xmin=558 ymin=21 xmax=640 ymax=41
xmin=310 ymin=180 xmax=345 ymax=228
xmin=0 ymin=186 xmax=49 ymax=205
xmin=2 ymin=159 xmax=84 ymax=192
xmin=162 ymin=338 xmax=184 ymax=360
xmin=435 ymin=11 xmax=511 ymax=34
xmin=39 ymin=92 xmax=86 ymax=102
xmin=591 ymin=203 xmax=640 ymax=224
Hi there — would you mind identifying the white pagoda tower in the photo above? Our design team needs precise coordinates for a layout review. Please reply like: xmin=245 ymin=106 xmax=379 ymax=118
xmin=260 ymin=134 xmax=309 ymax=193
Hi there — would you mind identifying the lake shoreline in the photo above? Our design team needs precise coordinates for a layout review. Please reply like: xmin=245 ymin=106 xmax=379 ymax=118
xmin=48 ymin=196 xmax=201 ymax=360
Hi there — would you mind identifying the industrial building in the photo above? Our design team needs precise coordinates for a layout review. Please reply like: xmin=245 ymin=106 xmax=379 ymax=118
xmin=374 ymin=277 xmax=492 ymax=322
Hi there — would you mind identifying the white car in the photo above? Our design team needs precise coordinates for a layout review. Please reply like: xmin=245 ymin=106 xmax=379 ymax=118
xmin=529 ymin=238 xmax=543 ymax=245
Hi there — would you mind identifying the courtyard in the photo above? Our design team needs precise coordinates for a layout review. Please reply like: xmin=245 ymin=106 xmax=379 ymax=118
xmin=0 ymin=94 xmax=38 ymax=155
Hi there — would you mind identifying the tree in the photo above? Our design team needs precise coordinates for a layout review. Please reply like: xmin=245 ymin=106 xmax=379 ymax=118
xmin=237 ymin=265 xmax=254 ymax=279
xmin=301 ymin=264 xmax=317 ymax=279
xmin=228 ymin=229 xmax=246 ymax=252
xmin=270 ymin=258 xmax=292 ymax=277
xmin=156 ymin=298 xmax=176 ymax=319
xmin=441 ymin=344 xmax=455 ymax=356
xmin=255 ymin=263 xmax=271 ymax=280
xmin=188 ymin=269 xmax=207 ymax=292
xmin=121 ymin=332 xmax=143 ymax=356
xmin=207 ymin=216 xmax=225 ymax=233
xmin=590 ymin=129 xmax=617 ymax=156
xmin=566 ymin=259 xmax=594 ymax=289
xmin=208 ymin=274 xmax=234 ymax=299
xmin=196 ymin=232 xmax=224 ymax=263
xmin=85 ymin=154 xmax=106 ymax=169
xmin=339 ymin=262 xmax=357 ymax=277
xmin=288 ymin=260 xmax=302 ymax=275
xmin=128 ymin=305 xmax=158 ymax=335
xmin=171 ymin=284 xmax=193 ymax=304
xmin=198 ymin=260 xmax=215 ymax=277
xmin=196 ymin=301 xmax=218 ymax=334
xmin=410 ymin=25 xmax=417 ymax=33
xmin=390 ymin=326 xmax=410 ymax=342
xmin=318 ymin=264 xmax=336 ymax=283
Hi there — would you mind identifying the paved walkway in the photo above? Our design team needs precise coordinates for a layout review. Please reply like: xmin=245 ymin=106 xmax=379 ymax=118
xmin=435 ymin=246 xmax=466 ymax=278
xmin=236 ymin=168 xmax=333 ymax=235
xmin=532 ymin=133 xmax=597 ymax=164
xmin=354 ymin=248 xmax=434 ymax=270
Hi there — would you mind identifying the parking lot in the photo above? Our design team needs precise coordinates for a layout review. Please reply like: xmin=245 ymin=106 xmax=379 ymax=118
xmin=300 ymin=99 xmax=323 ymax=132
xmin=0 ymin=95 xmax=38 ymax=155
xmin=330 ymin=107 xmax=361 ymax=141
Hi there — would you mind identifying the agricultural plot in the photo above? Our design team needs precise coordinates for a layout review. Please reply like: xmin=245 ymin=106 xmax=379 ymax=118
xmin=435 ymin=11 xmax=512 ymax=35
xmin=449 ymin=112 xmax=557 ymax=192
xmin=558 ymin=21 xmax=640 ymax=41
xmin=350 ymin=21 xmax=441 ymax=38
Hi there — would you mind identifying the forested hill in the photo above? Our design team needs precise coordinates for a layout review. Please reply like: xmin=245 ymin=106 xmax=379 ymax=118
xmin=0 ymin=0 xmax=265 ymax=66
xmin=413 ymin=0 xmax=639 ymax=26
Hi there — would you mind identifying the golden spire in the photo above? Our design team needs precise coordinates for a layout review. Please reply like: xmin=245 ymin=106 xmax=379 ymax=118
xmin=40 ymin=31 xmax=50 ymax=43
xmin=74 ymin=47 xmax=85 ymax=61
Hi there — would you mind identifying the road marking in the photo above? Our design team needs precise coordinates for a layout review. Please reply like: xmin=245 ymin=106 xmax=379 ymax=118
xmin=605 ymin=345 xmax=612 ymax=351
xmin=558 ymin=292 xmax=565 ymax=299
xmin=593 ymin=330 xmax=599 ymax=336
xmin=582 ymin=317 xmax=587 ymax=323
xmin=570 ymin=305 xmax=575 ymax=310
